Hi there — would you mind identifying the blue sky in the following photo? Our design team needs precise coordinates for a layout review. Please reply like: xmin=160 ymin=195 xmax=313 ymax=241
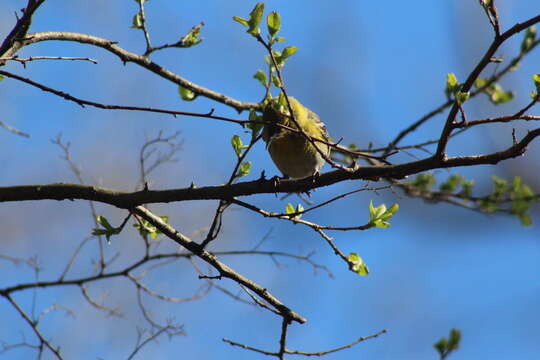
xmin=1 ymin=1 xmax=539 ymax=359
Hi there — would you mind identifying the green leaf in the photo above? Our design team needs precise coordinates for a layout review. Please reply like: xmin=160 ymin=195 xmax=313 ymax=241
xmin=231 ymin=135 xmax=244 ymax=157
xmin=511 ymin=176 xmax=522 ymax=192
xmin=372 ymin=219 xmax=390 ymax=228
xmin=275 ymin=37 xmax=286 ymax=42
xmin=281 ymin=46 xmax=297 ymax=59
xmin=248 ymin=2 xmax=265 ymax=36
xmin=492 ymin=175 xmax=508 ymax=197
xmin=92 ymin=229 xmax=110 ymax=236
xmin=446 ymin=73 xmax=470 ymax=104
xmin=477 ymin=82 xmax=514 ymax=105
xmin=446 ymin=73 xmax=460 ymax=99
xmin=533 ymin=73 xmax=540 ymax=94
xmin=474 ymin=77 xmax=488 ymax=89
xmin=267 ymin=11 xmax=281 ymax=38
xmin=490 ymin=85 xmax=514 ymax=104
xmin=510 ymin=176 xmax=534 ymax=224
xmin=96 ymin=215 xmax=114 ymax=230
xmin=159 ymin=215 xmax=169 ymax=224
xmin=509 ymin=58 xmax=520 ymax=72
xmin=237 ymin=161 xmax=252 ymax=177
xmin=93 ymin=215 xmax=121 ymax=244
xmin=285 ymin=202 xmax=295 ymax=215
xmin=178 ymin=85 xmax=196 ymax=101
xmin=271 ymin=74 xmax=281 ymax=87
xmin=0 ymin=75 xmax=4 ymax=82
xmin=133 ymin=216 xmax=167 ymax=240
xmin=285 ymin=203 xmax=303 ymax=219
xmin=448 ymin=328 xmax=461 ymax=351
xmin=246 ymin=110 xmax=263 ymax=139
xmin=373 ymin=203 xmax=387 ymax=220
xmin=348 ymin=252 xmax=369 ymax=276
xmin=519 ymin=214 xmax=532 ymax=226
xmin=271 ymin=49 xmax=282 ymax=65
xmin=274 ymin=46 xmax=298 ymax=66
xmin=131 ymin=12 xmax=143 ymax=29
xmin=447 ymin=73 xmax=458 ymax=89
xmin=387 ymin=203 xmax=399 ymax=215
xmin=277 ymin=92 xmax=288 ymax=109
xmin=440 ymin=174 xmax=463 ymax=192
xmin=181 ymin=23 xmax=204 ymax=47
xmin=456 ymin=91 xmax=470 ymax=105
xmin=253 ymin=69 xmax=267 ymax=87
xmin=368 ymin=201 xmax=398 ymax=228
xmin=460 ymin=179 xmax=475 ymax=198
xmin=233 ymin=16 xmax=249 ymax=27
xmin=521 ymin=26 xmax=537 ymax=54
xmin=434 ymin=338 xmax=448 ymax=356
xmin=410 ymin=173 xmax=436 ymax=190
xmin=479 ymin=199 xmax=498 ymax=213
xmin=368 ymin=200 xmax=376 ymax=219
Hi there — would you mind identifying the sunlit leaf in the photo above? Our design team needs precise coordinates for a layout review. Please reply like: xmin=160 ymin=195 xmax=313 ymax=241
xmin=267 ymin=11 xmax=281 ymax=38
xmin=348 ymin=252 xmax=369 ymax=276
xmin=253 ymin=69 xmax=267 ymax=87
xmin=231 ymin=135 xmax=243 ymax=157
xmin=178 ymin=85 xmax=196 ymax=101
xmin=237 ymin=161 xmax=252 ymax=177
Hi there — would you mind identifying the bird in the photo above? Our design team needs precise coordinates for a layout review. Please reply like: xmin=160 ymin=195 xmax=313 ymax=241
xmin=262 ymin=96 xmax=331 ymax=179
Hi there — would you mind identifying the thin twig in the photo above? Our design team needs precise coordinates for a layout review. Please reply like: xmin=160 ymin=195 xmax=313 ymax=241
xmin=0 ymin=120 xmax=30 ymax=137
xmin=3 ymin=294 xmax=64 ymax=360
xmin=285 ymin=329 xmax=387 ymax=356
xmin=131 ymin=206 xmax=307 ymax=324
xmin=0 ymin=55 xmax=97 ymax=64
xmin=0 ymin=70 xmax=249 ymax=125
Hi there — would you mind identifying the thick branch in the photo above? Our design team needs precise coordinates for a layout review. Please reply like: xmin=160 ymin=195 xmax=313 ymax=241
xmin=1 ymin=128 xmax=538 ymax=207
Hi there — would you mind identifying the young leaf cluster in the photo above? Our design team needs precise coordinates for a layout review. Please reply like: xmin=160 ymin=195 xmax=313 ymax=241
xmin=480 ymin=176 xmax=535 ymax=226
xmin=474 ymin=78 xmax=514 ymax=105
xmin=230 ymin=135 xmax=252 ymax=179
xmin=92 ymin=215 xmax=122 ymax=244
xmin=445 ymin=73 xmax=470 ymax=105
xmin=233 ymin=3 xmax=298 ymax=102
xmin=179 ymin=23 xmax=204 ymax=48
xmin=407 ymin=173 xmax=537 ymax=226
xmin=368 ymin=201 xmax=399 ymax=229
xmin=178 ymin=85 xmax=197 ymax=101
xmin=348 ymin=252 xmax=369 ymax=276
xmin=521 ymin=26 xmax=537 ymax=55
xmin=134 ymin=215 xmax=170 ymax=240
xmin=434 ymin=328 xmax=461 ymax=360
xmin=285 ymin=202 xmax=304 ymax=220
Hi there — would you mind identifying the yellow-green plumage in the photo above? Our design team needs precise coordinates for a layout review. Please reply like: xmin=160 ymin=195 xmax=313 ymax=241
xmin=262 ymin=97 xmax=331 ymax=179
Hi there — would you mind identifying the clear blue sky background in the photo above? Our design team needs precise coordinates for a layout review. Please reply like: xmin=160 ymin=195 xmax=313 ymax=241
xmin=1 ymin=1 xmax=539 ymax=359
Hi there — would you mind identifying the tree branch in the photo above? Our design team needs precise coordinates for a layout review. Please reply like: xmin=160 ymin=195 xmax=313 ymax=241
xmin=0 ymin=70 xmax=249 ymax=126
xmin=14 ymin=31 xmax=260 ymax=111
xmin=131 ymin=206 xmax=307 ymax=324
xmin=436 ymin=14 xmax=540 ymax=158
xmin=1 ymin=128 xmax=538 ymax=207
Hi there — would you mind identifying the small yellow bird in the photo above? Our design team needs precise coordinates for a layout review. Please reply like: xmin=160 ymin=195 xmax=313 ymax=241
xmin=262 ymin=96 xmax=331 ymax=179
